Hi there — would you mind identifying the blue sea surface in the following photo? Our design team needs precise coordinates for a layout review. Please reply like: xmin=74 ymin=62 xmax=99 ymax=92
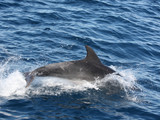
xmin=0 ymin=0 xmax=160 ymax=120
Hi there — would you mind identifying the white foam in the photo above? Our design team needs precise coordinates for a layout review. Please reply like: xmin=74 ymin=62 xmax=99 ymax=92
xmin=26 ymin=67 xmax=138 ymax=97
xmin=110 ymin=66 xmax=137 ymax=89
xmin=26 ymin=77 xmax=99 ymax=95
xmin=0 ymin=71 xmax=26 ymax=97
xmin=0 ymin=58 xmax=139 ymax=102
xmin=0 ymin=68 xmax=137 ymax=97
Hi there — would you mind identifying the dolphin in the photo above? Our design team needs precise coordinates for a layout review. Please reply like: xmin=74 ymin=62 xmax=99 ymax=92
xmin=24 ymin=46 xmax=115 ymax=87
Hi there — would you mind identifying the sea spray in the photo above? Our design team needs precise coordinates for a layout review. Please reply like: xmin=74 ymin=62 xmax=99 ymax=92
xmin=0 ymin=57 xmax=139 ymax=102
xmin=0 ymin=71 xmax=26 ymax=97
xmin=26 ymin=77 xmax=99 ymax=96
xmin=26 ymin=66 xmax=139 ymax=102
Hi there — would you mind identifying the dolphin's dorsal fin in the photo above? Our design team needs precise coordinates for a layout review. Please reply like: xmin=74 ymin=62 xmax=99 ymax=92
xmin=84 ymin=45 xmax=102 ymax=64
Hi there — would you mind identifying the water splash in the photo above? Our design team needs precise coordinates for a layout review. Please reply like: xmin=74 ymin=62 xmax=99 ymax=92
xmin=0 ymin=71 xmax=26 ymax=97
xmin=26 ymin=66 xmax=138 ymax=100
xmin=26 ymin=77 xmax=99 ymax=96
xmin=0 ymin=58 xmax=139 ymax=102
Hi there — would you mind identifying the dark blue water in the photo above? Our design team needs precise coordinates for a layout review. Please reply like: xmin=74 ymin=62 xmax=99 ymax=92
xmin=0 ymin=0 xmax=160 ymax=119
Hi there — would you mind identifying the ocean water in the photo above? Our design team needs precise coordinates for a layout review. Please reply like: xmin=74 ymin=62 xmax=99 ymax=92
xmin=0 ymin=0 xmax=160 ymax=119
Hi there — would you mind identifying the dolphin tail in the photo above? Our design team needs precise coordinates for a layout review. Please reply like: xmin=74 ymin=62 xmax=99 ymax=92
xmin=24 ymin=72 xmax=35 ymax=88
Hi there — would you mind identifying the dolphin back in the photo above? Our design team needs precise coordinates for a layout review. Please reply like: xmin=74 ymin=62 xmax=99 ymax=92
xmin=23 ymin=46 xmax=116 ymax=88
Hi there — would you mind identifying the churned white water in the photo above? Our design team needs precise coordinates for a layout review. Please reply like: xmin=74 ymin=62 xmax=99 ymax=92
xmin=0 ymin=59 xmax=139 ymax=103
xmin=0 ymin=68 xmax=137 ymax=96
xmin=0 ymin=71 xmax=26 ymax=97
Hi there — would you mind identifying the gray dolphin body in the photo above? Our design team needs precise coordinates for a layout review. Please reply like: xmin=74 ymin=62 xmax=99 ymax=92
xmin=24 ymin=46 xmax=115 ymax=87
